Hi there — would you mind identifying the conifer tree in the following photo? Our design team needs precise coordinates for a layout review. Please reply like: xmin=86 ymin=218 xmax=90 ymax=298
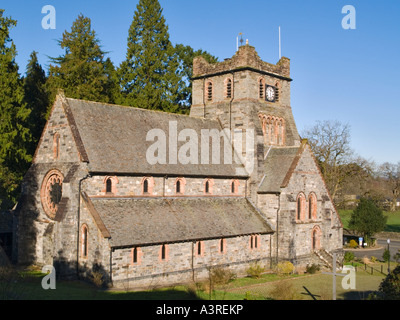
xmin=118 ymin=0 xmax=182 ymax=112
xmin=0 ymin=10 xmax=32 ymax=209
xmin=48 ymin=14 xmax=117 ymax=104
xmin=23 ymin=51 xmax=49 ymax=154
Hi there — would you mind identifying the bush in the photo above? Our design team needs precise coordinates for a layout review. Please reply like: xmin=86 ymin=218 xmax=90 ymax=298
xmin=276 ymin=261 xmax=294 ymax=276
xmin=306 ymin=264 xmax=320 ymax=274
xmin=246 ymin=262 xmax=266 ymax=279
xmin=344 ymin=251 xmax=354 ymax=262
xmin=371 ymin=256 xmax=377 ymax=263
xmin=348 ymin=239 xmax=358 ymax=248
xmin=375 ymin=265 xmax=400 ymax=300
xmin=209 ymin=267 xmax=236 ymax=285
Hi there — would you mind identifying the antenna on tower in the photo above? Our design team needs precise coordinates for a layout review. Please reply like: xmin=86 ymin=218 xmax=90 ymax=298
xmin=279 ymin=26 xmax=282 ymax=59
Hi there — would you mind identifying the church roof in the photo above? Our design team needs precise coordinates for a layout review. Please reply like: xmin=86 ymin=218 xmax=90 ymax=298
xmin=64 ymin=97 xmax=246 ymax=177
xmin=258 ymin=146 xmax=302 ymax=194
xmin=82 ymin=194 xmax=273 ymax=248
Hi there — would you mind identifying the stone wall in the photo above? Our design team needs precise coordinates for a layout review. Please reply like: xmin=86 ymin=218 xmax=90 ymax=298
xmin=109 ymin=234 xmax=272 ymax=289
xmin=82 ymin=175 xmax=247 ymax=198
xmin=276 ymin=145 xmax=343 ymax=266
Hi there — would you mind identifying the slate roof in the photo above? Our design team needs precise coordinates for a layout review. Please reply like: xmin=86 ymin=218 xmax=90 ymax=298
xmin=84 ymin=195 xmax=273 ymax=248
xmin=257 ymin=146 xmax=301 ymax=194
xmin=64 ymin=97 xmax=246 ymax=177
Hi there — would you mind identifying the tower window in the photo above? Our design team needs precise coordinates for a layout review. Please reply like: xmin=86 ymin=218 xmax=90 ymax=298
xmin=206 ymin=81 xmax=213 ymax=101
xmin=133 ymin=247 xmax=138 ymax=264
xmin=226 ymin=78 xmax=232 ymax=99
xmin=259 ymin=78 xmax=265 ymax=99
xmin=176 ymin=180 xmax=181 ymax=194
xmin=205 ymin=181 xmax=209 ymax=194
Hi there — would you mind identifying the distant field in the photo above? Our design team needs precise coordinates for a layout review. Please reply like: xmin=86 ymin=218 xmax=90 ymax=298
xmin=339 ymin=209 xmax=400 ymax=233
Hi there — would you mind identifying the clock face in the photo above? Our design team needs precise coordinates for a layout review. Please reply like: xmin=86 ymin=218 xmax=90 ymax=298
xmin=266 ymin=86 xmax=276 ymax=102
xmin=40 ymin=170 xmax=63 ymax=219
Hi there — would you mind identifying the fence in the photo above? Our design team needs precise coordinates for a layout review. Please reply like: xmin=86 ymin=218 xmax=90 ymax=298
xmin=349 ymin=261 xmax=400 ymax=276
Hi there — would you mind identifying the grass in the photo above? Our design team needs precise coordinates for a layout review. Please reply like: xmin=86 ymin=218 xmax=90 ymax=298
xmin=0 ymin=265 xmax=389 ymax=300
xmin=339 ymin=209 xmax=400 ymax=233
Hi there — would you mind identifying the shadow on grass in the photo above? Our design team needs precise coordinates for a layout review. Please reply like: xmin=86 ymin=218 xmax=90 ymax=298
xmin=340 ymin=290 xmax=375 ymax=300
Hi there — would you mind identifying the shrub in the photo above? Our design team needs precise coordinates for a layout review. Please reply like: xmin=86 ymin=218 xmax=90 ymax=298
xmin=209 ymin=267 xmax=236 ymax=285
xmin=344 ymin=251 xmax=354 ymax=262
xmin=370 ymin=256 xmax=377 ymax=263
xmin=348 ymin=239 xmax=358 ymax=248
xmin=306 ymin=264 xmax=320 ymax=274
xmin=276 ymin=261 xmax=294 ymax=276
xmin=246 ymin=262 xmax=266 ymax=279
xmin=375 ymin=265 xmax=400 ymax=300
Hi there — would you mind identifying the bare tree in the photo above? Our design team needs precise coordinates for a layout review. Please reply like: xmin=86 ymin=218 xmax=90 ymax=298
xmin=379 ymin=162 xmax=400 ymax=212
xmin=302 ymin=120 xmax=373 ymax=204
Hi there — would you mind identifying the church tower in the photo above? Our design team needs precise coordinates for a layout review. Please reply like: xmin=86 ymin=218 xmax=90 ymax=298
xmin=190 ymin=44 xmax=301 ymax=200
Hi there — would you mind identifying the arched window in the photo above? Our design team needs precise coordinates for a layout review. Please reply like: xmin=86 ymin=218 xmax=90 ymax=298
xmin=231 ymin=179 xmax=239 ymax=194
xmin=308 ymin=193 xmax=317 ymax=220
xmin=297 ymin=193 xmax=306 ymax=221
xmin=103 ymin=176 xmax=118 ymax=195
xmin=160 ymin=244 xmax=168 ymax=261
xmin=196 ymin=241 xmax=204 ymax=256
xmin=81 ymin=225 xmax=88 ymax=258
xmin=175 ymin=177 xmax=185 ymax=195
xmin=53 ymin=132 xmax=60 ymax=160
xmin=204 ymin=178 xmax=214 ymax=195
xmin=106 ymin=178 xmax=112 ymax=193
xmin=250 ymin=235 xmax=259 ymax=249
xmin=133 ymin=247 xmax=138 ymax=264
xmin=220 ymin=238 xmax=226 ymax=254
xmin=143 ymin=179 xmax=149 ymax=193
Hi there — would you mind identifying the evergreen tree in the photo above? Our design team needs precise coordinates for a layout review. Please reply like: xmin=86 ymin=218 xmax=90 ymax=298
xmin=349 ymin=198 xmax=387 ymax=244
xmin=23 ymin=51 xmax=49 ymax=155
xmin=0 ymin=10 xmax=32 ymax=209
xmin=118 ymin=0 xmax=182 ymax=112
xmin=47 ymin=14 xmax=117 ymax=103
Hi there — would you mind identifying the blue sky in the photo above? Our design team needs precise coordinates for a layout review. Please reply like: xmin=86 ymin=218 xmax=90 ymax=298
xmin=2 ymin=0 xmax=400 ymax=165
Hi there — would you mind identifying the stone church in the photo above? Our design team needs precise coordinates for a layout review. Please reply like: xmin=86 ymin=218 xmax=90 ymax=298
xmin=13 ymin=44 xmax=343 ymax=288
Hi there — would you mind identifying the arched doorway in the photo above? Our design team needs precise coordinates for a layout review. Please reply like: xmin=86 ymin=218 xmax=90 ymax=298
xmin=311 ymin=226 xmax=322 ymax=251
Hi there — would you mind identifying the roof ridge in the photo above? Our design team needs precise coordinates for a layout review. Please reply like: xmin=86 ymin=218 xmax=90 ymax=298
xmin=65 ymin=97 xmax=218 ymax=124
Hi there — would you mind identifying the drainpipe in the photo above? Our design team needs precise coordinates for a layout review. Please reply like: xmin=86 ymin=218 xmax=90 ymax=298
xmin=276 ymin=192 xmax=280 ymax=264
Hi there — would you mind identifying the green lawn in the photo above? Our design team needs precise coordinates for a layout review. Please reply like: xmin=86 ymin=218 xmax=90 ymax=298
xmin=0 ymin=266 xmax=388 ymax=300
xmin=339 ymin=209 xmax=400 ymax=233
